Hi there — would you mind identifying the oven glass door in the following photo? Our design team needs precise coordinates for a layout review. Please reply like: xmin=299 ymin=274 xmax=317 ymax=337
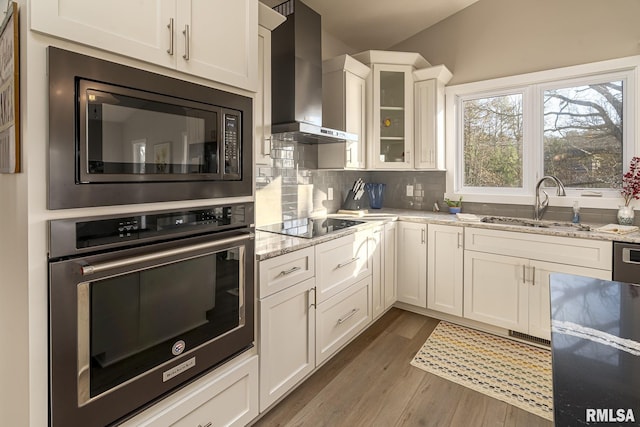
xmin=79 ymin=79 xmax=227 ymax=182
xmin=77 ymin=243 xmax=245 ymax=404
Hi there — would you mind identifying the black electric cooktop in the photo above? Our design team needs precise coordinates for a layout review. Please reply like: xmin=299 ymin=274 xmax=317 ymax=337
xmin=257 ymin=217 xmax=364 ymax=239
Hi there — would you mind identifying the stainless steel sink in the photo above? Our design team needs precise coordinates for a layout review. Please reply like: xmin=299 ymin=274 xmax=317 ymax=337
xmin=480 ymin=216 xmax=591 ymax=231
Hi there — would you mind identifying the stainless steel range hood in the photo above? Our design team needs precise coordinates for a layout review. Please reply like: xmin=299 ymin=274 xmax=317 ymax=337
xmin=271 ymin=0 xmax=357 ymax=144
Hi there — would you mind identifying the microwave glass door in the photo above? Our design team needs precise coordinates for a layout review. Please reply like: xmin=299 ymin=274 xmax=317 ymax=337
xmin=80 ymin=80 xmax=231 ymax=182
xmin=78 ymin=245 xmax=245 ymax=403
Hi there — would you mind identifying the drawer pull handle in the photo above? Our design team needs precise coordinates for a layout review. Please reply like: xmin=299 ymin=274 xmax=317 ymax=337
xmin=279 ymin=266 xmax=301 ymax=276
xmin=337 ymin=308 xmax=359 ymax=325
xmin=336 ymin=257 xmax=359 ymax=269
xmin=198 ymin=423 xmax=212 ymax=427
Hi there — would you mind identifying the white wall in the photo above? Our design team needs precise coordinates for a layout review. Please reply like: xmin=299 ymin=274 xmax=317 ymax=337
xmin=392 ymin=0 xmax=640 ymax=85
xmin=321 ymin=29 xmax=357 ymax=60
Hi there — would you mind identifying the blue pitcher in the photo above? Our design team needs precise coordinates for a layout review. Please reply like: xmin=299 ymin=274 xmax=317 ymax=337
xmin=365 ymin=183 xmax=386 ymax=209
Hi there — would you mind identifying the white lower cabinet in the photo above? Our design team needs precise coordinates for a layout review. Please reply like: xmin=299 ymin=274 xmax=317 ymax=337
xmin=368 ymin=226 xmax=384 ymax=318
xmin=463 ymin=251 xmax=529 ymax=332
xmin=121 ymin=355 xmax=259 ymax=427
xmin=463 ymin=228 xmax=612 ymax=340
xmin=316 ymin=276 xmax=372 ymax=365
xmin=528 ymin=259 xmax=611 ymax=340
xmin=383 ymin=222 xmax=398 ymax=311
xmin=427 ymin=224 xmax=463 ymax=316
xmin=259 ymin=278 xmax=315 ymax=411
xmin=258 ymin=230 xmax=377 ymax=413
xmin=396 ymin=221 xmax=427 ymax=308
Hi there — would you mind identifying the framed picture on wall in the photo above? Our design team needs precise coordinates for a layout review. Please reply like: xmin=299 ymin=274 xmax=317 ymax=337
xmin=0 ymin=2 xmax=19 ymax=174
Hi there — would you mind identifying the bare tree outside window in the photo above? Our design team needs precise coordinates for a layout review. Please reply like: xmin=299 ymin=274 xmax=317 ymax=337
xmin=463 ymin=94 xmax=523 ymax=187
xmin=543 ymin=81 xmax=623 ymax=189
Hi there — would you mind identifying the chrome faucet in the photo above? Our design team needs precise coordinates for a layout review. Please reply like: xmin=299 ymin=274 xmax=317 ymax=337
xmin=534 ymin=175 xmax=566 ymax=220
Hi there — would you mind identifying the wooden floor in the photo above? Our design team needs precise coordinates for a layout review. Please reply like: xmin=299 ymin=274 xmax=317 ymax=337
xmin=253 ymin=308 xmax=552 ymax=427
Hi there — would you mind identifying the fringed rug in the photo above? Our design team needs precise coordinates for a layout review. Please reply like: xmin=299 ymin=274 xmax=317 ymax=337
xmin=411 ymin=321 xmax=553 ymax=421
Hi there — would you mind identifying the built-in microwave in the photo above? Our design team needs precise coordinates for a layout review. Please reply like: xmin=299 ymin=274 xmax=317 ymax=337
xmin=48 ymin=47 xmax=253 ymax=209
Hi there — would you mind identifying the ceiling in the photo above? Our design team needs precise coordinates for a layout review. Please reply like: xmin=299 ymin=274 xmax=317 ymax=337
xmin=260 ymin=0 xmax=479 ymax=51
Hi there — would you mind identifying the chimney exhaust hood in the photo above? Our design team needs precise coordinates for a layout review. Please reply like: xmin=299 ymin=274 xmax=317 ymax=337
xmin=271 ymin=0 xmax=357 ymax=144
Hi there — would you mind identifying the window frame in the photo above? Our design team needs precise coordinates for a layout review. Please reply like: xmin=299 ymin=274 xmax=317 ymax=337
xmin=456 ymin=87 xmax=532 ymax=196
xmin=445 ymin=56 xmax=639 ymax=209
xmin=536 ymin=71 xmax=631 ymax=198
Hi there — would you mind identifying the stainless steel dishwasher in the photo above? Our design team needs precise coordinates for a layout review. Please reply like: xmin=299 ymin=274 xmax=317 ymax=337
xmin=613 ymin=242 xmax=640 ymax=284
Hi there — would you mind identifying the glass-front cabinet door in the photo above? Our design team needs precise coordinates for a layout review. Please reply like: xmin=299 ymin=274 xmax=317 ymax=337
xmin=372 ymin=64 xmax=414 ymax=169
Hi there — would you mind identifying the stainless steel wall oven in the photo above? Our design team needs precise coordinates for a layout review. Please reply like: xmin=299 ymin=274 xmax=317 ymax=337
xmin=48 ymin=203 xmax=255 ymax=427
xmin=48 ymin=47 xmax=253 ymax=209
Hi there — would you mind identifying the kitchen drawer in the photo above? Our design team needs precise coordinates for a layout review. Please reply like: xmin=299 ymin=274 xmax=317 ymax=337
xmin=122 ymin=355 xmax=258 ymax=427
xmin=315 ymin=232 xmax=370 ymax=303
xmin=465 ymin=228 xmax=612 ymax=270
xmin=316 ymin=276 xmax=371 ymax=365
xmin=259 ymin=247 xmax=315 ymax=298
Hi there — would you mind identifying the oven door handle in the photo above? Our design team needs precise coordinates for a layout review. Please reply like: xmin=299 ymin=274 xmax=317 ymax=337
xmin=81 ymin=233 xmax=254 ymax=276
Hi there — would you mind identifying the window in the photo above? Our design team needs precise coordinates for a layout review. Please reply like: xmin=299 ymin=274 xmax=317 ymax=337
xmin=463 ymin=93 xmax=523 ymax=188
xmin=448 ymin=58 xmax=637 ymax=203
xmin=543 ymin=80 xmax=623 ymax=189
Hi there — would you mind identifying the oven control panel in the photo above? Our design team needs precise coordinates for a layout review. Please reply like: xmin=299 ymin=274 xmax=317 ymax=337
xmin=48 ymin=203 xmax=254 ymax=258
xmin=222 ymin=112 xmax=241 ymax=179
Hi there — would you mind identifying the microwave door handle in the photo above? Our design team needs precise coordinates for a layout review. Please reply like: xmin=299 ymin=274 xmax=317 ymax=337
xmin=81 ymin=233 xmax=253 ymax=276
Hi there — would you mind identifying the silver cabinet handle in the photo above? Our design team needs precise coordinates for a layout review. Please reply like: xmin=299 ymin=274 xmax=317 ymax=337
xmin=421 ymin=228 xmax=426 ymax=244
xmin=166 ymin=18 xmax=174 ymax=55
xmin=263 ymin=136 xmax=272 ymax=156
xmin=406 ymin=150 xmax=411 ymax=164
xmin=337 ymin=308 xmax=359 ymax=325
xmin=81 ymin=233 xmax=253 ymax=276
xmin=182 ymin=24 xmax=190 ymax=60
xmin=457 ymin=232 xmax=462 ymax=248
xmin=531 ymin=266 xmax=536 ymax=286
xmin=522 ymin=264 xmax=526 ymax=283
xmin=336 ymin=257 xmax=359 ymax=269
xmin=279 ymin=266 xmax=301 ymax=276
xmin=309 ymin=287 xmax=316 ymax=309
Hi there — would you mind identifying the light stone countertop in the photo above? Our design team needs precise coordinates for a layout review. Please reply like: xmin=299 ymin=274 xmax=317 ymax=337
xmin=255 ymin=208 xmax=640 ymax=260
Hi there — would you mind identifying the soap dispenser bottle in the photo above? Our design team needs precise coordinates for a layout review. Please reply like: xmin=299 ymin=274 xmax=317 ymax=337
xmin=572 ymin=201 xmax=580 ymax=223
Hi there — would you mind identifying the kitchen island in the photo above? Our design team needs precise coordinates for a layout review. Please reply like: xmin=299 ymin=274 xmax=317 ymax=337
xmin=549 ymin=273 xmax=640 ymax=425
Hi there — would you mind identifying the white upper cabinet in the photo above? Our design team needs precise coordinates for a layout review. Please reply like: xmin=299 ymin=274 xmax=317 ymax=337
xmin=320 ymin=54 xmax=370 ymax=169
xmin=352 ymin=51 xmax=429 ymax=170
xmin=351 ymin=50 xmax=452 ymax=170
xmin=413 ymin=65 xmax=452 ymax=170
xmin=31 ymin=0 xmax=259 ymax=91
xmin=255 ymin=4 xmax=286 ymax=165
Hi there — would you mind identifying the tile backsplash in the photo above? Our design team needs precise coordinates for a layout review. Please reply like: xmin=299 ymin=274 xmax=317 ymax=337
xmin=255 ymin=140 xmax=627 ymax=226
xmin=255 ymin=140 xmax=448 ymax=225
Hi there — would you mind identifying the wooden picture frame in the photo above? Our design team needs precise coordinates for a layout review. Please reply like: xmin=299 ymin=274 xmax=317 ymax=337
xmin=0 ymin=2 xmax=19 ymax=174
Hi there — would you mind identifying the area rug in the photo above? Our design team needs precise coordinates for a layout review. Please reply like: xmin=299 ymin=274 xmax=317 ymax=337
xmin=411 ymin=321 xmax=553 ymax=421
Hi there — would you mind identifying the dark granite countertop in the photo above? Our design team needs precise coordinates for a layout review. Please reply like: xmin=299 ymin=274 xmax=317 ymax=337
xmin=549 ymin=273 xmax=640 ymax=426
